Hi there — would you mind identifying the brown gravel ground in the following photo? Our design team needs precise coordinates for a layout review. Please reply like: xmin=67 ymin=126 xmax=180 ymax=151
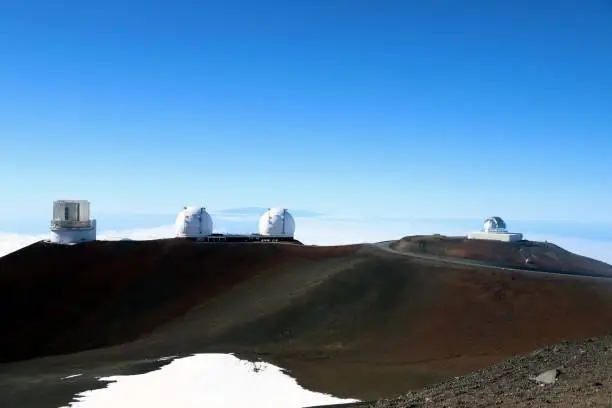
xmin=359 ymin=335 xmax=612 ymax=408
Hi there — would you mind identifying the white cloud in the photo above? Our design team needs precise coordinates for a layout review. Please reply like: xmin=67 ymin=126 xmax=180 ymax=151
xmin=0 ymin=232 xmax=49 ymax=258
xmin=1 ymin=217 xmax=612 ymax=265
xmin=98 ymin=225 xmax=176 ymax=241
xmin=293 ymin=216 xmax=468 ymax=246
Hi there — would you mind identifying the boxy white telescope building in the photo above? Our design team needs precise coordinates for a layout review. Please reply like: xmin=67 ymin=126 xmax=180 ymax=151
xmin=467 ymin=216 xmax=523 ymax=242
xmin=50 ymin=200 xmax=97 ymax=244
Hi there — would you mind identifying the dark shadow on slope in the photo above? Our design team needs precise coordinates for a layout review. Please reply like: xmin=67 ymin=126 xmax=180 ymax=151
xmin=0 ymin=357 xmax=177 ymax=408
xmin=0 ymin=239 xmax=357 ymax=363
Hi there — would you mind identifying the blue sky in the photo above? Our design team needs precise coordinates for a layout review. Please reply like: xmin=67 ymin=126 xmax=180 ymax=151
xmin=1 ymin=0 xmax=611 ymax=222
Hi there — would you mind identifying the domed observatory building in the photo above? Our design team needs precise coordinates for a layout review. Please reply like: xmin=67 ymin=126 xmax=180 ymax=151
xmin=50 ymin=200 xmax=97 ymax=244
xmin=468 ymin=216 xmax=523 ymax=242
xmin=175 ymin=206 xmax=213 ymax=239
xmin=258 ymin=208 xmax=295 ymax=240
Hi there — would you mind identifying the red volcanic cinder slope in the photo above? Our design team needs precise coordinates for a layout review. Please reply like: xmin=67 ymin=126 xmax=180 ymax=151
xmin=188 ymin=242 xmax=612 ymax=400
xmin=202 ymin=245 xmax=612 ymax=360
xmin=0 ymin=239 xmax=359 ymax=363
xmin=3 ymin=233 xmax=612 ymax=401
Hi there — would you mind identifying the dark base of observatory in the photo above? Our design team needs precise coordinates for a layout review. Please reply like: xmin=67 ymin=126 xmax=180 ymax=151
xmin=178 ymin=234 xmax=301 ymax=244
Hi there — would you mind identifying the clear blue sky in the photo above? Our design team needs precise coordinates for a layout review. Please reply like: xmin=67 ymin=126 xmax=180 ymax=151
xmin=1 ymin=0 xmax=611 ymax=222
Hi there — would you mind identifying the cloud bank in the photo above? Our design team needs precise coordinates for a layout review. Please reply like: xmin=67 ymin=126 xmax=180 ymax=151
xmin=1 ymin=214 xmax=612 ymax=265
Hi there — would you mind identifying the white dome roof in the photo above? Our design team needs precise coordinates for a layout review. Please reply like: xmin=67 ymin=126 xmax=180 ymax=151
xmin=175 ymin=206 xmax=213 ymax=238
xmin=483 ymin=216 xmax=507 ymax=233
xmin=258 ymin=208 xmax=295 ymax=237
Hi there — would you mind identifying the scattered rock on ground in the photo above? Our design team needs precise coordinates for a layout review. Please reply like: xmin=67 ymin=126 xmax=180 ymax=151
xmin=531 ymin=368 xmax=560 ymax=385
xmin=359 ymin=335 xmax=612 ymax=407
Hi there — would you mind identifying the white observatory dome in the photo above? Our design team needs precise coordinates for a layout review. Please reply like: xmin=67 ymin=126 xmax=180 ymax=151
xmin=483 ymin=216 xmax=508 ymax=233
xmin=175 ymin=206 xmax=213 ymax=238
xmin=258 ymin=208 xmax=295 ymax=237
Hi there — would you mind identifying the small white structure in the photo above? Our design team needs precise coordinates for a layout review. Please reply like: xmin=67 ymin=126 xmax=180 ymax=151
xmin=50 ymin=200 xmax=97 ymax=244
xmin=175 ymin=206 xmax=213 ymax=238
xmin=467 ymin=216 xmax=523 ymax=242
xmin=258 ymin=208 xmax=295 ymax=238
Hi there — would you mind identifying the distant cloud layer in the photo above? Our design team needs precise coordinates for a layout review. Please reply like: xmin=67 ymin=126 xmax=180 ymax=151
xmin=0 ymin=232 xmax=49 ymax=259
xmin=1 ymin=214 xmax=612 ymax=265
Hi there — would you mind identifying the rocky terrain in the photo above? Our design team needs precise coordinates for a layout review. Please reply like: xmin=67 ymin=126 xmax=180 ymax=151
xmin=359 ymin=335 xmax=612 ymax=407
xmin=1 ymin=236 xmax=612 ymax=408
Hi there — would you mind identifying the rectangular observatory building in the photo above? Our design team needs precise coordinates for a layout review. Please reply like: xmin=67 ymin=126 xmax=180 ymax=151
xmin=50 ymin=199 xmax=97 ymax=244
xmin=467 ymin=231 xmax=523 ymax=242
